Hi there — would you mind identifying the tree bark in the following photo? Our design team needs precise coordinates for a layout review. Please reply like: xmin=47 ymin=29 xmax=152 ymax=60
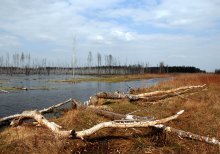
xmin=3 ymin=109 xmax=183 ymax=139
xmin=0 ymin=98 xmax=73 ymax=126
xmin=154 ymin=124 xmax=220 ymax=146
xmin=94 ymin=85 xmax=207 ymax=102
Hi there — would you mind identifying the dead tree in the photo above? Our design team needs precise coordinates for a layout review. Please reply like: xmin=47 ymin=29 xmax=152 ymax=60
xmin=92 ymin=85 xmax=207 ymax=103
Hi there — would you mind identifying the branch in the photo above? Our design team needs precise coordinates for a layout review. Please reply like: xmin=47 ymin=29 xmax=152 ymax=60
xmin=74 ymin=110 xmax=184 ymax=138
xmin=154 ymin=124 xmax=220 ymax=146
xmin=40 ymin=98 xmax=73 ymax=113
xmin=0 ymin=98 xmax=73 ymax=126
xmin=83 ymin=106 xmax=220 ymax=147
xmin=0 ymin=89 xmax=9 ymax=93
xmin=94 ymin=85 xmax=207 ymax=102
xmin=1 ymin=108 xmax=184 ymax=139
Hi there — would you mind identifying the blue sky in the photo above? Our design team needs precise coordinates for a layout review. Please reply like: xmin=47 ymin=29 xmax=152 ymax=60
xmin=0 ymin=0 xmax=220 ymax=71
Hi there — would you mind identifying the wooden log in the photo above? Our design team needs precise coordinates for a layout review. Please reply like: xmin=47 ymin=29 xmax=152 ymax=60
xmin=95 ymin=85 xmax=207 ymax=102
xmin=84 ymin=106 xmax=220 ymax=147
xmin=0 ymin=98 xmax=73 ymax=126
xmin=4 ymin=109 xmax=183 ymax=139
xmin=137 ymin=84 xmax=206 ymax=97
xmin=72 ymin=99 xmax=154 ymax=121
xmin=0 ymin=89 xmax=9 ymax=93
xmin=40 ymin=98 xmax=73 ymax=113
xmin=154 ymin=124 xmax=220 ymax=146
xmin=75 ymin=110 xmax=184 ymax=138
xmin=95 ymin=92 xmax=139 ymax=101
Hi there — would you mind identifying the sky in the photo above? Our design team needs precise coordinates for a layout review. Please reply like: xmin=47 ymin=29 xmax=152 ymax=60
xmin=0 ymin=0 xmax=220 ymax=72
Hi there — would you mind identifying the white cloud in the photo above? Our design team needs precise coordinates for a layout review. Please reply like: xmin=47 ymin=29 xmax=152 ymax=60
xmin=0 ymin=34 xmax=21 ymax=51
xmin=111 ymin=29 xmax=135 ymax=41
xmin=0 ymin=0 xmax=219 ymax=71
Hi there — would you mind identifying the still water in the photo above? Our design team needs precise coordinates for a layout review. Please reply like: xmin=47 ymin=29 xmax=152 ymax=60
xmin=0 ymin=74 xmax=168 ymax=117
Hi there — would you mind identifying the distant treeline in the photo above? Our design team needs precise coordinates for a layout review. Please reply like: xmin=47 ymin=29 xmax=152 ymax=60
xmin=0 ymin=65 xmax=205 ymax=75
xmin=0 ymin=52 xmax=205 ymax=75
xmin=215 ymin=69 xmax=220 ymax=74
xmin=74 ymin=66 xmax=205 ymax=75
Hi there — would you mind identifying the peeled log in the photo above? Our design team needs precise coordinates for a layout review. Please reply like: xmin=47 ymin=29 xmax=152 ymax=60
xmin=154 ymin=124 xmax=220 ymax=146
xmin=40 ymin=98 xmax=73 ymax=113
xmin=137 ymin=84 xmax=206 ymax=97
xmin=95 ymin=92 xmax=139 ymax=101
xmin=75 ymin=110 xmax=184 ymax=138
xmin=0 ymin=98 xmax=73 ymax=126
xmin=94 ymin=85 xmax=207 ymax=102
xmin=85 ymin=106 xmax=220 ymax=147
xmin=3 ymin=109 xmax=184 ymax=139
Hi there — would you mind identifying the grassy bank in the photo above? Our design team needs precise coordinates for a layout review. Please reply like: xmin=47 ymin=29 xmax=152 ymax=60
xmin=57 ymin=73 xmax=171 ymax=83
xmin=1 ymin=74 xmax=220 ymax=153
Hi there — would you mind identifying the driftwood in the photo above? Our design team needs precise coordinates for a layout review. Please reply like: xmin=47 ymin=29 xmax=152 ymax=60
xmin=154 ymin=124 xmax=220 ymax=146
xmin=4 ymin=109 xmax=184 ymax=139
xmin=78 ymin=104 xmax=220 ymax=147
xmin=93 ymin=85 xmax=207 ymax=103
xmin=72 ymin=99 xmax=155 ymax=121
xmin=40 ymin=98 xmax=73 ymax=113
xmin=0 ymin=89 xmax=9 ymax=93
xmin=0 ymin=98 xmax=73 ymax=126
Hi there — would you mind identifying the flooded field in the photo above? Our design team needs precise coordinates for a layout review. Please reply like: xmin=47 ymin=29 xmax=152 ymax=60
xmin=0 ymin=74 xmax=167 ymax=117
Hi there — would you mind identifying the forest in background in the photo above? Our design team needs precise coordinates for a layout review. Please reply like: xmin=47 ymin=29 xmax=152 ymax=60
xmin=0 ymin=52 xmax=206 ymax=75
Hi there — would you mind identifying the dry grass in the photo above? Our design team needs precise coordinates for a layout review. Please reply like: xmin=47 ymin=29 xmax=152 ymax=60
xmin=1 ymin=73 xmax=220 ymax=153
xmin=57 ymin=73 xmax=171 ymax=83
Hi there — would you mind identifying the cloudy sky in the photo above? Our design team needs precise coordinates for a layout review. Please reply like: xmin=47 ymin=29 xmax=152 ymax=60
xmin=0 ymin=0 xmax=220 ymax=71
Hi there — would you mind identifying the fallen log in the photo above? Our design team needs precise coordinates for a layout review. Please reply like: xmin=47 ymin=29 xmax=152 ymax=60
xmin=137 ymin=84 xmax=206 ymax=97
xmin=94 ymin=85 xmax=207 ymax=102
xmin=72 ymin=99 xmax=155 ymax=121
xmin=83 ymin=105 xmax=220 ymax=146
xmin=0 ymin=89 xmax=9 ymax=93
xmin=0 ymin=98 xmax=73 ymax=126
xmin=40 ymin=98 xmax=73 ymax=113
xmin=82 ymin=105 xmax=220 ymax=147
xmin=4 ymin=109 xmax=183 ymax=139
xmin=154 ymin=124 xmax=220 ymax=146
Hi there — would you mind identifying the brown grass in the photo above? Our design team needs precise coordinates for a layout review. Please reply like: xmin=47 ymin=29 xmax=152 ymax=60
xmin=1 ymin=73 xmax=220 ymax=153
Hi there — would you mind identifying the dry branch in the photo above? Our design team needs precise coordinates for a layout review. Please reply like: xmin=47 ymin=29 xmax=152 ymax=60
xmin=71 ymin=99 xmax=153 ymax=121
xmin=5 ymin=109 xmax=183 ymax=139
xmin=137 ymin=84 xmax=206 ymax=97
xmin=154 ymin=124 xmax=220 ymax=146
xmin=83 ymin=105 xmax=220 ymax=147
xmin=0 ymin=98 xmax=73 ymax=126
xmin=0 ymin=89 xmax=9 ymax=93
xmin=40 ymin=98 xmax=73 ymax=113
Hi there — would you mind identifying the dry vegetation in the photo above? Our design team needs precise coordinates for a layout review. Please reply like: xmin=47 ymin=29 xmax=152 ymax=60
xmin=57 ymin=73 xmax=170 ymax=83
xmin=1 ymin=73 xmax=220 ymax=154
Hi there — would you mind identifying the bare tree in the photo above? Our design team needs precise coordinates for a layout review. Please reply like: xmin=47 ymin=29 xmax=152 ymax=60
xmin=159 ymin=61 xmax=165 ymax=73
xmin=97 ymin=52 xmax=102 ymax=67
xmin=87 ymin=51 xmax=93 ymax=67
xmin=20 ymin=52 xmax=25 ymax=68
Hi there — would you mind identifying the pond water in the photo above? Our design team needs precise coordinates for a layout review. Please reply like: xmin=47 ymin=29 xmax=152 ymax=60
xmin=0 ymin=74 xmax=168 ymax=117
